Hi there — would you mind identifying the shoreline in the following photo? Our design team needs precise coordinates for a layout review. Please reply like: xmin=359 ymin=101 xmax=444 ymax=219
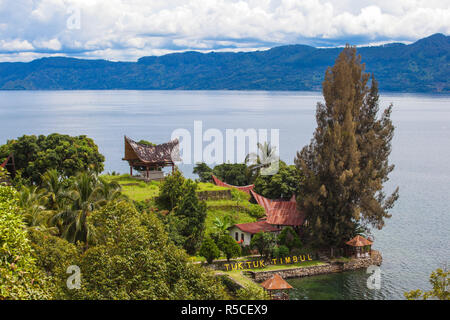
xmin=217 ymin=250 xmax=382 ymax=291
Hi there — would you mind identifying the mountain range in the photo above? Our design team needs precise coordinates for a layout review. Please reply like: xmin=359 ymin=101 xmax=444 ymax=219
xmin=0 ymin=33 xmax=448 ymax=92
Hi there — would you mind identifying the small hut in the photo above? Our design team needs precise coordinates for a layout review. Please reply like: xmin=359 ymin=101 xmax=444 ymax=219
xmin=346 ymin=235 xmax=373 ymax=258
xmin=260 ymin=274 xmax=293 ymax=300
xmin=122 ymin=136 xmax=180 ymax=181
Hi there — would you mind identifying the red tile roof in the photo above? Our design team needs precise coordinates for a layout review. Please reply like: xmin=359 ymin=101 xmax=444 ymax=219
xmin=234 ymin=221 xmax=280 ymax=234
xmin=250 ymin=190 xmax=305 ymax=226
xmin=212 ymin=175 xmax=305 ymax=227
xmin=260 ymin=274 xmax=293 ymax=290
xmin=212 ymin=175 xmax=254 ymax=194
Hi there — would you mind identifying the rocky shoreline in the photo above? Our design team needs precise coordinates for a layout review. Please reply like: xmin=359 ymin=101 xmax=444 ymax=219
xmin=247 ymin=250 xmax=382 ymax=282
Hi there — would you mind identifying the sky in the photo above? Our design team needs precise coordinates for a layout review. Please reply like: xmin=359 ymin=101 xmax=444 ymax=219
xmin=0 ymin=0 xmax=449 ymax=62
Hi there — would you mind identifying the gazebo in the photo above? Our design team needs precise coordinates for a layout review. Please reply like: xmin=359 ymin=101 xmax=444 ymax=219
xmin=122 ymin=136 xmax=180 ymax=181
xmin=260 ymin=274 xmax=293 ymax=300
xmin=346 ymin=235 xmax=373 ymax=258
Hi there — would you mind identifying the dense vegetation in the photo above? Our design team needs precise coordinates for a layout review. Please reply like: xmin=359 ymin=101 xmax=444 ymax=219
xmin=193 ymin=159 xmax=302 ymax=200
xmin=0 ymin=33 xmax=447 ymax=92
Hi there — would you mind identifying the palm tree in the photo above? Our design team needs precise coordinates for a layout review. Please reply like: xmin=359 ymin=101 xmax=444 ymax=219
xmin=51 ymin=172 xmax=100 ymax=244
xmin=94 ymin=177 xmax=126 ymax=205
xmin=17 ymin=185 xmax=57 ymax=234
xmin=245 ymin=142 xmax=279 ymax=177
xmin=41 ymin=169 xmax=67 ymax=210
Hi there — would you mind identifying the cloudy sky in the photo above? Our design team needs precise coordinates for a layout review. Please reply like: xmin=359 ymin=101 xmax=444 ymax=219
xmin=0 ymin=0 xmax=449 ymax=62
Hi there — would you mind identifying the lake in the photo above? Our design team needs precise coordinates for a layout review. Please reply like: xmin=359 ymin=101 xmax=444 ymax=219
xmin=0 ymin=90 xmax=449 ymax=299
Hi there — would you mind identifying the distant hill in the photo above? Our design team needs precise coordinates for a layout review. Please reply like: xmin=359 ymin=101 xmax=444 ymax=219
xmin=0 ymin=33 xmax=448 ymax=92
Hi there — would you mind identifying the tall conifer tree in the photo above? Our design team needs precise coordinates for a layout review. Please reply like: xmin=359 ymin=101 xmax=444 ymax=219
xmin=295 ymin=46 xmax=399 ymax=248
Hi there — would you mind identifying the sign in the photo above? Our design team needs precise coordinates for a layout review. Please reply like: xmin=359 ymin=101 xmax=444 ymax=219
xmin=223 ymin=254 xmax=314 ymax=271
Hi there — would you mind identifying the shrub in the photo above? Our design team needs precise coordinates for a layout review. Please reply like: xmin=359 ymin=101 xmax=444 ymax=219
xmin=199 ymin=237 xmax=220 ymax=264
xmin=218 ymin=234 xmax=241 ymax=261
xmin=272 ymin=245 xmax=290 ymax=258
xmin=247 ymin=203 xmax=265 ymax=218
xmin=250 ymin=231 xmax=276 ymax=258
xmin=277 ymin=226 xmax=302 ymax=251
xmin=235 ymin=284 xmax=269 ymax=300
xmin=0 ymin=185 xmax=52 ymax=299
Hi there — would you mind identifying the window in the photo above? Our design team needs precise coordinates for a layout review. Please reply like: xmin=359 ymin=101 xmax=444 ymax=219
xmin=241 ymin=233 xmax=244 ymax=242
xmin=235 ymin=232 xmax=238 ymax=241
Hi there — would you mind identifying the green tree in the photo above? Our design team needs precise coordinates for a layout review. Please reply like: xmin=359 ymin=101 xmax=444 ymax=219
xmin=193 ymin=162 xmax=213 ymax=182
xmin=0 ymin=133 xmax=105 ymax=185
xmin=295 ymin=46 xmax=399 ymax=248
xmin=0 ymin=184 xmax=52 ymax=299
xmin=250 ymin=232 xmax=276 ymax=258
xmin=157 ymin=169 xmax=186 ymax=210
xmin=277 ymin=226 xmax=302 ymax=251
xmin=213 ymin=163 xmax=251 ymax=186
xmin=199 ymin=237 xmax=220 ymax=264
xmin=218 ymin=234 xmax=241 ymax=261
xmin=171 ymin=180 xmax=207 ymax=255
xmin=253 ymin=160 xmax=302 ymax=199
xmin=404 ymin=268 xmax=449 ymax=300
xmin=65 ymin=200 xmax=228 ymax=299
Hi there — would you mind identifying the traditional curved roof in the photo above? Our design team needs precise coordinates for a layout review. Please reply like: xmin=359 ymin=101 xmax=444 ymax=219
xmin=123 ymin=136 xmax=181 ymax=164
xmin=233 ymin=221 xmax=280 ymax=234
xmin=212 ymin=175 xmax=254 ymax=194
xmin=212 ymin=175 xmax=304 ymax=226
xmin=260 ymin=274 xmax=293 ymax=291
xmin=346 ymin=235 xmax=373 ymax=247
xmin=250 ymin=190 xmax=305 ymax=226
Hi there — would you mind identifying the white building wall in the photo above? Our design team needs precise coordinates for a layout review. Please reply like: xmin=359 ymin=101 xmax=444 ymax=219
xmin=229 ymin=227 xmax=252 ymax=246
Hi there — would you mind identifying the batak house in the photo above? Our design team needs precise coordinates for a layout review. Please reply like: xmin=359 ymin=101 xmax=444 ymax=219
xmin=212 ymin=176 xmax=305 ymax=246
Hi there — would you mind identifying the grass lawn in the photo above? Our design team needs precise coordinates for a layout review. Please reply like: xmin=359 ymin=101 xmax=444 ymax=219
xmin=101 ymin=174 xmax=229 ymax=201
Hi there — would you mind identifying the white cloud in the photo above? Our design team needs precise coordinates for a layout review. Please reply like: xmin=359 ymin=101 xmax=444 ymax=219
xmin=0 ymin=39 xmax=34 ymax=52
xmin=0 ymin=0 xmax=448 ymax=61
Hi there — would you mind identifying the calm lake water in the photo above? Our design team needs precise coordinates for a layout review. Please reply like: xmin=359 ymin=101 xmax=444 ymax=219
xmin=0 ymin=90 xmax=449 ymax=300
